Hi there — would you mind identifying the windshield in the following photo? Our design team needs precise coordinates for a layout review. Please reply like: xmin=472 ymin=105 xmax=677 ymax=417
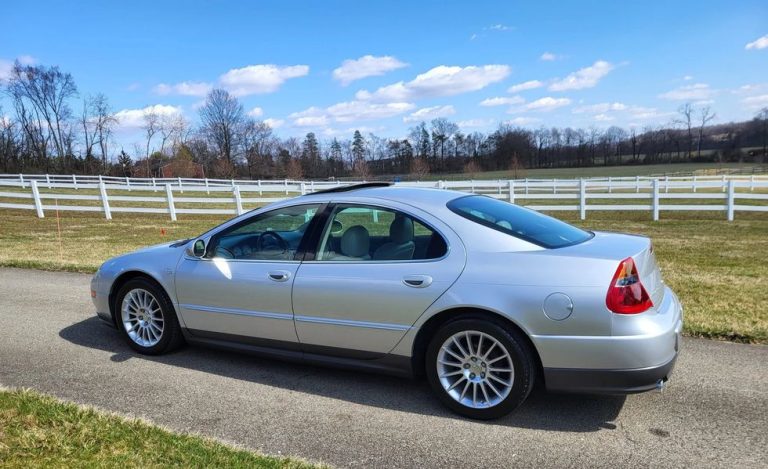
xmin=447 ymin=195 xmax=593 ymax=249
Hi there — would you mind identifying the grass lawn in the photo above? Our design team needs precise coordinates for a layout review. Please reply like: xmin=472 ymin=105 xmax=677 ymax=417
xmin=430 ymin=162 xmax=767 ymax=181
xmin=0 ymin=388 xmax=319 ymax=468
xmin=0 ymin=207 xmax=766 ymax=344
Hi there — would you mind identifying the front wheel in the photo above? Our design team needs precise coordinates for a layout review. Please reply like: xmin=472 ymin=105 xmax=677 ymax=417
xmin=115 ymin=278 xmax=184 ymax=355
xmin=425 ymin=318 xmax=535 ymax=419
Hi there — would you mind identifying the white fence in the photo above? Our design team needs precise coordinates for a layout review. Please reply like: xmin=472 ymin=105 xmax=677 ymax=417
xmin=0 ymin=174 xmax=766 ymax=222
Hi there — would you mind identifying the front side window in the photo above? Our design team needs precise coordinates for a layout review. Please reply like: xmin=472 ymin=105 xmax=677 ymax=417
xmin=209 ymin=204 xmax=321 ymax=260
xmin=316 ymin=205 xmax=447 ymax=261
xmin=447 ymin=195 xmax=593 ymax=248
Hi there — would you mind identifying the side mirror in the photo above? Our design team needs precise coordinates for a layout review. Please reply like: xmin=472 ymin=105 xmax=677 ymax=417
xmin=192 ymin=239 xmax=207 ymax=258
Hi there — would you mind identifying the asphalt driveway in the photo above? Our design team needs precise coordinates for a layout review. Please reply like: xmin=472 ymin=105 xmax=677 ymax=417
xmin=0 ymin=268 xmax=766 ymax=467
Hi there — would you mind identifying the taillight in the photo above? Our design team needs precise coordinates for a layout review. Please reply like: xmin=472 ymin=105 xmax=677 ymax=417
xmin=606 ymin=257 xmax=653 ymax=314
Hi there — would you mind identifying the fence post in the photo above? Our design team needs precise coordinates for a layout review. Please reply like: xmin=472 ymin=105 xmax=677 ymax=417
xmin=152 ymin=177 xmax=157 ymax=192
xmin=178 ymin=177 xmax=183 ymax=193
xmin=72 ymin=174 xmax=78 ymax=190
xmin=19 ymin=173 xmax=24 ymax=188
xmin=205 ymin=178 xmax=210 ymax=195
xmin=438 ymin=180 xmax=445 ymax=190
xmin=635 ymin=175 xmax=640 ymax=193
xmin=721 ymin=174 xmax=726 ymax=193
xmin=665 ymin=175 xmax=669 ymax=193
xmin=579 ymin=178 xmax=586 ymax=220
xmin=300 ymin=181 xmax=306 ymax=195
xmin=727 ymin=179 xmax=735 ymax=222
xmin=750 ymin=175 xmax=755 ymax=192
xmin=126 ymin=176 xmax=131 ymax=191
xmin=257 ymin=179 xmax=262 ymax=196
xmin=311 ymin=180 xmax=315 ymax=193
xmin=165 ymin=184 xmax=176 ymax=222
xmin=553 ymin=179 xmax=557 ymax=195
xmin=470 ymin=179 xmax=475 ymax=193
xmin=507 ymin=180 xmax=515 ymax=204
xmin=524 ymin=178 xmax=529 ymax=195
xmin=652 ymin=178 xmax=660 ymax=221
xmin=284 ymin=179 xmax=288 ymax=195
xmin=233 ymin=185 xmax=243 ymax=215
xmin=692 ymin=175 xmax=697 ymax=193
xmin=30 ymin=180 xmax=44 ymax=218
xmin=608 ymin=176 xmax=612 ymax=194
xmin=98 ymin=181 xmax=112 ymax=220
xmin=45 ymin=174 xmax=51 ymax=189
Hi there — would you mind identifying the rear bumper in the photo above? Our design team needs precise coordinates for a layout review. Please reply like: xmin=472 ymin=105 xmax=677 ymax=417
xmin=535 ymin=286 xmax=683 ymax=394
xmin=544 ymin=354 xmax=677 ymax=394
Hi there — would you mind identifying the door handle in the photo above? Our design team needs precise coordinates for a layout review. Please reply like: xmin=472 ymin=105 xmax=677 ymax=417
xmin=403 ymin=275 xmax=433 ymax=288
xmin=268 ymin=271 xmax=291 ymax=282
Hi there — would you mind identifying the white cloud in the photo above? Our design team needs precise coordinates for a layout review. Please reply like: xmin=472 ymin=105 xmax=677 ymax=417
xmin=153 ymin=81 xmax=212 ymax=97
xmin=505 ymin=117 xmax=541 ymax=126
xmin=327 ymin=101 xmax=415 ymax=122
xmin=114 ymin=104 xmax=182 ymax=130
xmin=658 ymin=83 xmax=715 ymax=100
xmin=126 ymin=82 xmax=141 ymax=91
xmin=264 ymin=118 xmax=284 ymax=129
xmin=480 ymin=96 xmax=525 ymax=107
xmin=220 ymin=64 xmax=309 ymax=96
xmin=549 ymin=60 xmax=615 ymax=91
xmin=289 ymin=101 xmax=414 ymax=127
xmin=488 ymin=24 xmax=511 ymax=31
xmin=470 ymin=33 xmax=478 ymax=41
xmin=507 ymin=80 xmax=543 ymax=93
xmin=683 ymin=75 xmax=694 ymax=81
xmin=0 ymin=55 xmax=37 ymax=81
xmin=743 ymin=94 xmax=768 ymax=109
xmin=593 ymin=113 xmax=614 ymax=122
xmin=247 ymin=107 xmax=264 ymax=118
xmin=332 ymin=55 xmax=407 ymax=86
xmin=540 ymin=52 xmax=559 ymax=61
xmin=356 ymin=64 xmax=511 ymax=102
xmin=522 ymin=96 xmax=571 ymax=111
xmin=403 ymin=105 xmax=456 ymax=122
xmin=458 ymin=118 xmax=495 ymax=128
xmin=745 ymin=34 xmax=768 ymax=50
xmin=572 ymin=102 xmax=628 ymax=113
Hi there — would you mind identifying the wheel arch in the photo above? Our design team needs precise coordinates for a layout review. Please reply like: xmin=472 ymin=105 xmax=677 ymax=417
xmin=410 ymin=307 xmax=544 ymax=383
xmin=108 ymin=271 xmax=175 ymax=326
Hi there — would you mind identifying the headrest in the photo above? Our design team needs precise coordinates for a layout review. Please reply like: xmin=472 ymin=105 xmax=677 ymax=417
xmin=389 ymin=216 xmax=414 ymax=244
xmin=340 ymin=225 xmax=370 ymax=257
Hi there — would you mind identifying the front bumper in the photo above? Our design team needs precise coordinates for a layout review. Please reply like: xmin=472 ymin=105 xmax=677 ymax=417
xmin=90 ymin=271 xmax=115 ymax=327
xmin=536 ymin=286 xmax=683 ymax=394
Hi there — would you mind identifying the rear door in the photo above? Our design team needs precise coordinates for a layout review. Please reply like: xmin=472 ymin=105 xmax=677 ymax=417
xmin=292 ymin=201 xmax=466 ymax=355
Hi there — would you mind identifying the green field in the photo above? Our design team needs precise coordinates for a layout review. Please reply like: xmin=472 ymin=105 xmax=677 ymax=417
xmin=0 ymin=207 xmax=765 ymax=344
xmin=429 ymin=162 xmax=767 ymax=181
xmin=0 ymin=388 xmax=319 ymax=468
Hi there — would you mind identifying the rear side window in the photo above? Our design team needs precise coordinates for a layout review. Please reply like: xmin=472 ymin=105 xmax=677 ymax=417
xmin=447 ymin=195 xmax=593 ymax=249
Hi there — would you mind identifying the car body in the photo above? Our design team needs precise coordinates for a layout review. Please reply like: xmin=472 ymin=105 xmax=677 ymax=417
xmin=91 ymin=183 xmax=682 ymax=418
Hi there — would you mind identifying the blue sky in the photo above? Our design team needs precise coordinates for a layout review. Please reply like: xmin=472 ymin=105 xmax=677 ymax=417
xmin=2 ymin=0 xmax=768 ymax=149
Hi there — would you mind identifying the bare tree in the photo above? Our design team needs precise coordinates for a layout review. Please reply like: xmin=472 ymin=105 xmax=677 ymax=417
xmin=696 ymin=106 xmax=716 ymax=158
xmin=142 ymin=108 xmax=160 ymax=176
xmin=81 ymin=93 xmax=117 ymax=171
xmin=675 ymin=103 xmax=694 ymax=158
xmin=199 ymin=89 xmax=245 ymax=164
xmin=6 ymin=61 xmax=78 ymax=169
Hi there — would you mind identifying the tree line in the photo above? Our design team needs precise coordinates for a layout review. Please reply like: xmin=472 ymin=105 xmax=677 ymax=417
xmin=1 ymin=60 xmax=767 ymax=180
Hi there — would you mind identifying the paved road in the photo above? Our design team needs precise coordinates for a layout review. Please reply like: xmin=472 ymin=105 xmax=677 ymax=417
xmin=0 ymin=268 xmax=766 ymax=468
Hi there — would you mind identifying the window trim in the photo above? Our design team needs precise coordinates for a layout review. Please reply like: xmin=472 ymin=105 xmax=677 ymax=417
xmin=203 ymin=202 xmax=326 ymax=263
xmin=446 ymin=195 xmax=594 ymax=249
xmin=305 ymin=202 xmax=451 ymax=264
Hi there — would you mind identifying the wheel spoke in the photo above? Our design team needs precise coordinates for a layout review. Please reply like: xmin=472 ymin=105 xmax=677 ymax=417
xmin=438 ymin=359 xmax=462 ymax=368
xmin=481 ymin=342 xmax=497 ymax=360
xmin=441 ymin=347 xmax=464 ymax=362
xmin=472 ymin=383 xmax=478 ymax=407
xmin=476 ymin=334 xmax=484 ymax=358
xmin=480 ymin=382 xmax=491 ymax=404
xmin=465 ymin=332 xmax=474 ymax=356
xmin=488 ymin=374 xmax=512 ymax=387
xmin=451 ymin=337 xmax=469 ymax=358
xmin=489 ymin=367 xmax=513 ymax=373
xmin=485 ymin=379 xmax=503 ymax=397
xmin=446 ymin=376 xmax=467 ymax=392
xmin=440 ymin=370 xmax=463 ymax=378
xmin=459 ymin=380 xmax=471 ymax=401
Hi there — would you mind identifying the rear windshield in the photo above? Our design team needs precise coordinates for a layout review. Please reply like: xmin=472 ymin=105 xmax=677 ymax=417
xmin=447 ymin=195 xmax=593 ymax=249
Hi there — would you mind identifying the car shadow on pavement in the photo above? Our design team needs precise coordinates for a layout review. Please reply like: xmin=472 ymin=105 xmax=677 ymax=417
xmin=60 ymin=317 xmax=626 ymax=432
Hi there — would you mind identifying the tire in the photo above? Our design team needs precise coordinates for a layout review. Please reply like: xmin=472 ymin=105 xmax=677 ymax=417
xmin=114 ymin=277 xmax=185 ymax=355
xmin=425 ymin=317 xmax=535 ymax=419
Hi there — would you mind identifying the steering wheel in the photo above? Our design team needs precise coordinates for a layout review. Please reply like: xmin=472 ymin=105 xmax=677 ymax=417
xmin=256 ymin=231 xmax=289 ymax=254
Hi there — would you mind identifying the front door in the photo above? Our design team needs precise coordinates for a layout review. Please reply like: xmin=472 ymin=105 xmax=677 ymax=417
xmin=175 ymin=203 xmax=322 ymax=346
xmin=292 ymin=203 xmax=465 ymax=355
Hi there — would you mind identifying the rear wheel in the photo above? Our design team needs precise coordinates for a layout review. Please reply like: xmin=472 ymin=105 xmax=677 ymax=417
xmin=425 ymin=318 xmax=535 ymax=419
xmin=115 ymin=278 xmax=184 ymax=355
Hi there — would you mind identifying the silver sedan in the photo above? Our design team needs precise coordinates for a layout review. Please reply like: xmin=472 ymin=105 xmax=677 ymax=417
xmin=91 ymin=183 xmax=683 ymax=419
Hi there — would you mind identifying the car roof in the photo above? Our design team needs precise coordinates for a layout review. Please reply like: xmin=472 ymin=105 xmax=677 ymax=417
xmin=300 ymin=185 xmax=467 ymax=209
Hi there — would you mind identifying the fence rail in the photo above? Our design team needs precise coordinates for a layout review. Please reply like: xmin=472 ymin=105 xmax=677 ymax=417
xmin=0 ymin=174 xmax=766 ymax=222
